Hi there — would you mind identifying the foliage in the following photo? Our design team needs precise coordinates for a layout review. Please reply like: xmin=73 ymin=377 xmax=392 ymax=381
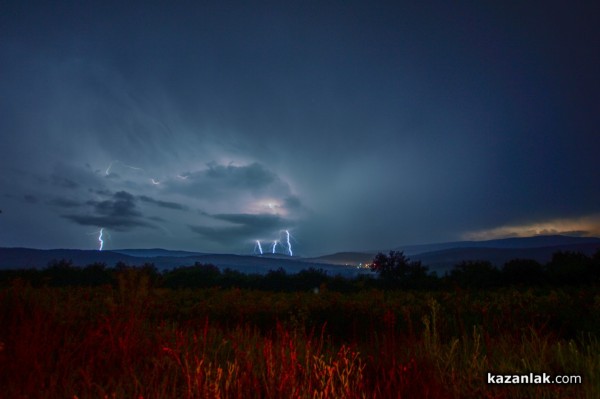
xmin=448 ymin=260 xmax=501 ymax=288
xmin=369 ymin=251 xmax=431 ymax=288
xmin=164 ymin=263 xmax=221 ymax=289
xmin=0 ymin=280 xmax=598 ymax=398
xmin=545 ymin=251 xmax=595 ymax=285
xmin=2 ymin=245 xmax=599 ymax=396
xmin=502 ymin=258 xmax=544 ymax=285
xmin=1 ymin=248 xmax=600 ymax=292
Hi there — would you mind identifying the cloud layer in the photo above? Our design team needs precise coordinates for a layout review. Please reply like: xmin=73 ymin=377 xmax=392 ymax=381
xmin=0 ymin=2 xmax=598 ymax=254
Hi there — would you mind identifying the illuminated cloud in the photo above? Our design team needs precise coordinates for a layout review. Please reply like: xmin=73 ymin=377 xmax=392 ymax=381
xmin=165 ymin=162 xmax=293 ymax=198
xmin=463 ymin=214 xmax=600 ymax=241
xmin=189 ymin=212 xmax=293 ymax=250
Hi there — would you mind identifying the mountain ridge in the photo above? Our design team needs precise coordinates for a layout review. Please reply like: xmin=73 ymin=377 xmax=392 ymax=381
xmin=306 ymin=235 xmax=600 ymax=269
xmin=2 ymin=235 xmax=599 ymax=275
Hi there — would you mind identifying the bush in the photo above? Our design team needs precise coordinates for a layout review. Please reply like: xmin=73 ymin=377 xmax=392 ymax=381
xmin=369 ymin=251 xmax=430 ymax=288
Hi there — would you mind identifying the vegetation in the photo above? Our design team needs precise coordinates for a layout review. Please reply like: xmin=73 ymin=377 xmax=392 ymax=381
xmin=0 ymin=250 xmax=599 ymax=397
xmin=1 ymin=249 xmax=599 ymax=291
xmin=369 ymin=251 xmax=431 ymax=288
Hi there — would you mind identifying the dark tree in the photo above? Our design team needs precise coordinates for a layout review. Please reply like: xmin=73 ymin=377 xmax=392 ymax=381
xmin=591 ymin=249 xmax=600 ymax=282
xmin=502 ymin=258 xmax=543 ymax=286
xmin=293 ymin=268 xmax=329 ymax=291
xmin=448 ymin=260 xmax=500 ymax=288
xmin=545 ymin=251 xmax=592 ymax=285
xmin=44 ymin=259 xmax=82 ymax=286
xmin=81 ymin=262 xmax=113 ymax=286
xmin=163 ymin=263 xmax=221 ymax=288
xmin=369 ymin=251 xmax=429 ymax=288
xmin=261 ymin=267 xmax=289 ymax=291
xmin=139 ymin=262 xmax=161 ymax=286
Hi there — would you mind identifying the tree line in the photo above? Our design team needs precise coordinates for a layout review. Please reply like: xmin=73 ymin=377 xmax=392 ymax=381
xmin=369 ymin=249 xmax=600 ymax=289
xmin=1 ymin=249 xmax=599 ymax=291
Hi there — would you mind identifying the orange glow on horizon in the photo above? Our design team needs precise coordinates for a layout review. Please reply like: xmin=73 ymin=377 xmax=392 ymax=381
xmin=462 ymin=214 xmax=600 ymax=241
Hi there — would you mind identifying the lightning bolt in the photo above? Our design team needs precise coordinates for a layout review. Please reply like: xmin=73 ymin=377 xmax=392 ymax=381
xmin=105 ymin=160 xmax=196 ymax=187
xmin=122 ymin=163 xmax=143 ymax=171
xmin=105 ymin=161 xmax=115 ymax=176
xmin=105 ymin=160 xmax=143 ymax=176
xmin=272 ymin=240 xmax=278 ymax=254
xmin=98 ymin=228 xmax=104 ymax=251
xmin=285 ymin=230 xmax=293 ymax=256
xmin=254 ymin=240 xmax=263 ymax=255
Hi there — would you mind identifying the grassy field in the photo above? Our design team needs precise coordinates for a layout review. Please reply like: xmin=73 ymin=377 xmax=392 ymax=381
xmin=1 ymin=271 xmax=598 ymax=398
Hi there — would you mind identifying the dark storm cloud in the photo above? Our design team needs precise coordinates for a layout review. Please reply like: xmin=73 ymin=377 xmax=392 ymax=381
xmin=1 ymin=1 xmax=598 ymax=254
xmin=62 ymin=191 xmax=154 ymax=231
xmin=188 ymin=225 xmax=247 ymax=245
xmin=189 ymin=213 xmax=292 ymax=246
xmin=168 ymin=162 xmax=291 ymax=198
xmin=63 ymin=214 xmax=153 ymax=231
xmin=89 ymin=189 xmax=113 ymax=197
xmin=92 ymin=191 xmax=139 ymax=218
xmin=283 ymin=196 xmax=304 ymax=212
xmin=23 ymin=195 xmax=38 ymax=204
xmin=50 ymin=174 xmax=79 ymax=189
xmin=47 ymin=163 xmax=107 ymax=191
xmin=138 ymin=195 xmax=188 ymax=211
xmin=48 ymin=198 xmax=82 ymax=208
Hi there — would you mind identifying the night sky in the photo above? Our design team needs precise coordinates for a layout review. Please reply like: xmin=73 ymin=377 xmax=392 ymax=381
xmin=1 ymin=1 xmax=599 ymax=256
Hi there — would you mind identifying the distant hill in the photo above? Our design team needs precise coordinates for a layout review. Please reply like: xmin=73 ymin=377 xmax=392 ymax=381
xmin=2 ymin=235 xmax=598 ymax=277
xmin=112 ymin=248 xmax=206 ymax=258
xmin=305 ymin=252 xmax=376 ymax=266
xmin=0 ymin=247 xmax=362 ymax=277
xmin=312 ymin=235 xmax=600 ymax=274
xmin=0 ymin=248 xmax=143 ymax=269
xmin=408 ymin=240 xmax=600 ymax=275
xmin=396 ymin=235 xmax=600 ymax=256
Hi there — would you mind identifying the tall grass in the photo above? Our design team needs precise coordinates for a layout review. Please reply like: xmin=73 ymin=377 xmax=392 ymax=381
xmin=0 ymin=277 xmax=597 ymax=398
